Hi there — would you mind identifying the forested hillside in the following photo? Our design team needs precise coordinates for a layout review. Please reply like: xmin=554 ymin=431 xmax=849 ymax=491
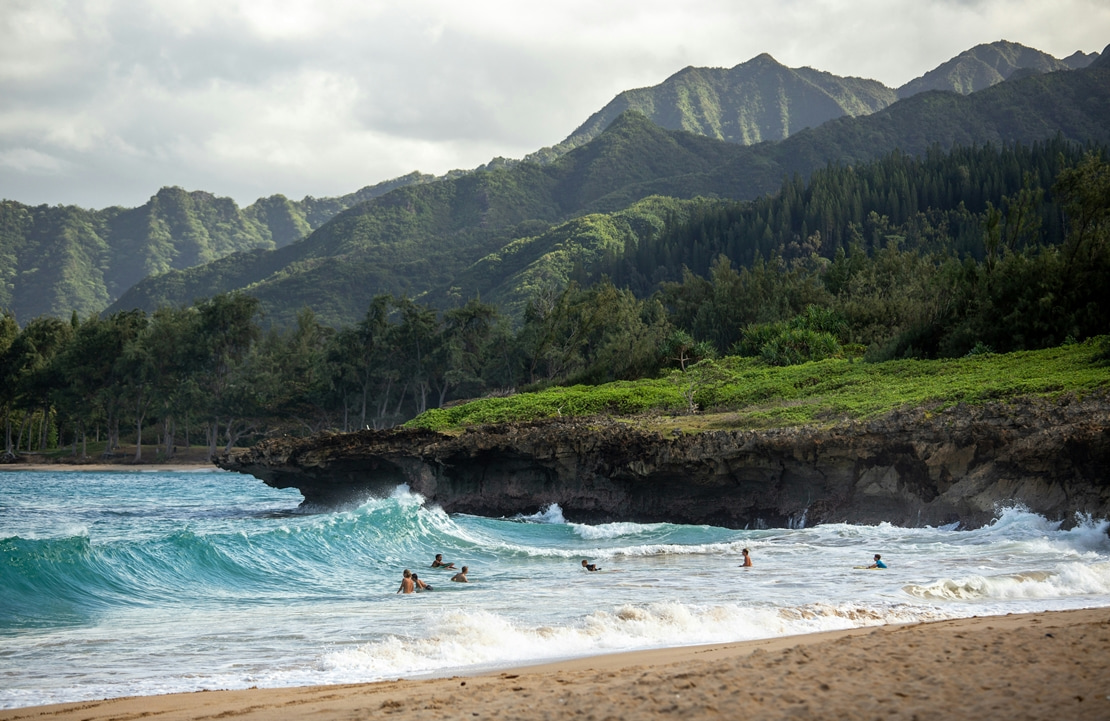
xmin=897 ymin=39 xmax=1096 ymax=98
xmin=529 ymin=40 xmax=1095 ymax=163
xmin=0 ymin=173 xmax=441 ymax=324
xmin=3 ymin=140 xmax=1107 ymax=460
xmin=108 ymin=113 xmax=752 ymax=327
xmin=526 ymin=53 xmax=897 ymax=163
xmin=101 ymin=58 xmax=1110 ymax=329
xmin=2 ymin=41 xmax=1101 ymax=326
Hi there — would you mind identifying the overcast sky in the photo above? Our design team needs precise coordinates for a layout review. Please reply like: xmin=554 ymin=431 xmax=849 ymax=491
xmin=1 ymin=0 xmax=1107 ymax=210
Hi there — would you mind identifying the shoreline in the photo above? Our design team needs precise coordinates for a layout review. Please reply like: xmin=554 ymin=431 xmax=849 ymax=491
xmin=0 ymin=462 xmax=218 ymax=472
xmin=3 ymin=607 xmax=1107 ymax=720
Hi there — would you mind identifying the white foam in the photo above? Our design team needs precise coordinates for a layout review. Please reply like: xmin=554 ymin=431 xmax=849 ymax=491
xmin=571 ymin=521 xmax=669 ymax=540
xmin=902 ymin=561 xmax=1110 ymax=601
xmin=318 ymin=601 xmax=945 ymax=682
xmin=512 ymin=503 xmax=567 ymax=524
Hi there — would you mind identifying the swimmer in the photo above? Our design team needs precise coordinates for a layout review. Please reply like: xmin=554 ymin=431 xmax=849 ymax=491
xmin=412 ymin=573 xmax=432 ymax=591
xmin=451 ymin=566 xmax=469 ymax=582
xmin=868 ymin=554 xmax=887 ymax=569
xmin=581 ymin=559 xmax=600 ymax=572
xmin=739 ymin=548 xmax=753 ymax=567
xmin=431 ymin=554 xmax=456 ymax=569
xmin=397 ymin=569 xmax=415 ymax=594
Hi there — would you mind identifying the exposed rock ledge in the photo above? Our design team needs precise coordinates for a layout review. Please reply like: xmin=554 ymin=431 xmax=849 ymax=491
xmin=217 ymin=393 xmax=1110 ymax=529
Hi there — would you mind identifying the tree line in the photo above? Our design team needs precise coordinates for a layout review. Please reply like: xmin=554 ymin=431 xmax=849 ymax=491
xmin=1 ymin=141 xmax=1106 ymax=459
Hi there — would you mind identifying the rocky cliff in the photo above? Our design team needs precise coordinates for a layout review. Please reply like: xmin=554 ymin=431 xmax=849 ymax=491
xmin=216 ymin=393 xmax=1110 ymax=529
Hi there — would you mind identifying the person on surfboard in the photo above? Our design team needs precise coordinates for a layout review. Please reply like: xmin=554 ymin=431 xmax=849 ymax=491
xmin=868 ymin=554 xmax=887 ymax=569
xmin=581 ymin=559 xmax=601 ymax=572
xmin=431 ymin=554 xmax=456 ymax=569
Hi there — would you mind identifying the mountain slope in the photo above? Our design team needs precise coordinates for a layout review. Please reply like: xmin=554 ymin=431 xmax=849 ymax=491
xmin=529 ymin=41 xmax=1096 ymax=165
xmin=0 ymin=172 xmax=446 ymax=324
xmin=108 ymin=113 xmax=752 ymax=326
xmin=110 ymin=60 xmax=1110 ymax=329
xmin=0 ymin=189 xmax=276 ymax=322
xmin=529 ymin=54 xmax=897 ymax=162
xmin=456 ymin=60 xmax=1110 ymax=321
xmin=896 ymin=40 xmax=1091 ymax=98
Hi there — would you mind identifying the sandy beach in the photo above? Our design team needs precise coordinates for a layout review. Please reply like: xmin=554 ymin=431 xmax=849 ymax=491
xmin=2 ymin=607 xmax=1106 ymax=721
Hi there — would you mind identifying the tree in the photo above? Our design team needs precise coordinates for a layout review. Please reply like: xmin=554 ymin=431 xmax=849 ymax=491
xmin=435 ymin=298 xmax=499 ymax=406
xmin=194 ymin=293 xmax=261 ymax=458
xmin=0 ymin=311 xmax=21 ymax=456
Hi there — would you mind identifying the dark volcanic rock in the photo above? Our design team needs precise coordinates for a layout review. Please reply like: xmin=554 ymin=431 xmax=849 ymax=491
xmin=217 ymin=393 xmax=1110 ymax=528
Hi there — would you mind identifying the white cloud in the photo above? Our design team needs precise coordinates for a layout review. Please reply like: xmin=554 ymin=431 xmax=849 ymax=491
xmin=0 ymin=147 xmax=69 ymax=174
xmin=0 ymin=0 xmax=1106 ymax=208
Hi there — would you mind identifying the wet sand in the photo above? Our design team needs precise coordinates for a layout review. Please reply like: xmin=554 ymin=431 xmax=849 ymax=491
xmin=2 ymin=607 xmax=1107 ymax=721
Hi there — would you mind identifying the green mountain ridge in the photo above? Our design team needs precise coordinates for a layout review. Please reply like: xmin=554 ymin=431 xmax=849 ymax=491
xmin=108 ymin=113 xmax=753 ymax=326
xmin=0 ymin=172 xmax=442 ymax=323
xmin=526 ymin=54 xmax=897 ymax=163
xmin=106 ymin=58 xmax=1110 ymax=329
xmin=2 ymin=40 xmax=1104 ymax=326
xmin=897 ymin=39 xmax=1095 ymax=98
xmin=526 ymin=40 xmax=1097 ymax=164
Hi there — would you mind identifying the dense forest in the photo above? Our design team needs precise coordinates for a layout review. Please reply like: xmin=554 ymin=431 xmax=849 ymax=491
xmin=1 ymin=139 xmax=1106 ymax=460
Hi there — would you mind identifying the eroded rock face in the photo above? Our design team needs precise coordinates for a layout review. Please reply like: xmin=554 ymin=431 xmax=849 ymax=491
xmin=216 ymin=394 xmax=1110 ymax=529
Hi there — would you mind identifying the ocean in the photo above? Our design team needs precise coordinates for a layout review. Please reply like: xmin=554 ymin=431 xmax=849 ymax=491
xmin=2 ymin=468 xmax=1109 ymax=709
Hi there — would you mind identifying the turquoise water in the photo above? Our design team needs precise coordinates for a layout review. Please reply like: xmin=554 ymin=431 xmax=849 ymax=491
xmin=2 ymin=469 xmax=1109 ymax=709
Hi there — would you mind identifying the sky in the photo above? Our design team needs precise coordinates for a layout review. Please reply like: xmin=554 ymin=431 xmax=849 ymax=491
xmin=1 ymin=0 xmax=1107 ymax=210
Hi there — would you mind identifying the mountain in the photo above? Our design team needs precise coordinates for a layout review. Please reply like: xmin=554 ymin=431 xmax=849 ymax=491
xmin=528 ymin=41 xmax=1097 ymax=165
xmin=106 ymin=58 xmax=1110 ymax=328
xmin=896 ymin=40 xmax=1090 ymax=98
xmin=0 ymin=172 xmax=444 ymax=323
xmin=0 ymin=188 xmax=278 ymax=322
xmin=107 ymin=113 xmax=753 ymax=327
xmin=4 ymin=41 xmax=1103 ymax=326
xmin=528 ymin=54 xmax=898 ymax=163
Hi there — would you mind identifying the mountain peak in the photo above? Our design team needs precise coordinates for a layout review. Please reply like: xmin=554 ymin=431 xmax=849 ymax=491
xmin=1090 ymin=44 xmax=1110 ymax=69
xmin=896 ymin=39 xmax=1079 ymax=98
xmin=739 ymin=52 xmax=783 ymax=69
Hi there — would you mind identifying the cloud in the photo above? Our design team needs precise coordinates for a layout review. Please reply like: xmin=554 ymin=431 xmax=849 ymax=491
xmin=0 ymin=147 xmax=69 ymax=174
xmin=0 ymin=0 xmax=1107 ymax=209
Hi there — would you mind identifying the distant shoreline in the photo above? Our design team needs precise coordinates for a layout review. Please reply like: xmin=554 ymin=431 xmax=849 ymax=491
xmin=0 ymin=460 xmax=219 ymax=473
xmin=1 ymin=444 xmax=228 ymax=473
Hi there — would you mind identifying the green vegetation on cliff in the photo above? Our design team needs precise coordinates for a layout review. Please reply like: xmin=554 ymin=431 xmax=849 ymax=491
xmin=405 ymin=339 xmax=1110 ymax=432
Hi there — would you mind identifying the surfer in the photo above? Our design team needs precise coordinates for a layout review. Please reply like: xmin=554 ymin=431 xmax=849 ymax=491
xmin=431 ymin=554 xmax=456 ymax=569
xmin=451 ymin=566 xmax=469 ymax=582
xmin=739 ymin=548 xmax=753 ymax=567
xmin=412 ymin=573 xmax=432 ymax=592
xmin=397 ymin=569 xmax=415 ymax=594
xmin=868 ymin=554 xmax=887 ymax=569
xmin=581 ymin=559 xmax=600 ymax=572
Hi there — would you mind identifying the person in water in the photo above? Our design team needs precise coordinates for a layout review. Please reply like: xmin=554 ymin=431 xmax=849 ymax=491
xmin=431 ymin=554 xmax=456 ymax=569
xmin=740 ymin=548 xmax=753 ymax=567
xmin=451 ymin=566 xmax=469 ymax=582
xmin=397 ymin=569 xmax=415 ymax=594
xmin=581 ymin=559 xmax=600 ymax=572
xmin=412 ymin=573 xmax=432 ymax=591
xmin=868 ymin=554 xmax=887 ymax=569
